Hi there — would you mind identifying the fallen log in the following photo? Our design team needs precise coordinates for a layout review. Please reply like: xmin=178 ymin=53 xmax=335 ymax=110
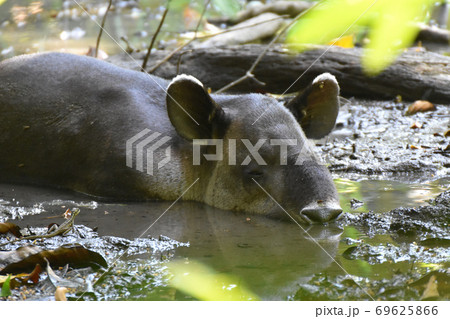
xmin=417 ymin=24 xmax=450 ymax=45
xmin=208 ymin=1 xmax=314 ymax=25
xmin=109 ymin=45 xmax=450 ymax=104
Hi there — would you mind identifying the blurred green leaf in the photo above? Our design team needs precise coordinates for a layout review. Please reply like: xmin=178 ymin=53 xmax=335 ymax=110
xmin=363 ymin=0 xmax=433 ymax=73
xmin=212 ymin=0 xmax=241 ymax=17
xmin=0 ymin=0 xmax=6 ymax=6
xmin=169 ymin=260 xmax=259 ymax=301
xmin=170 ymin=0 xmax=191 ymax=10
xmin=286 ymin=0 xmax=436 ymax=74
xmin=1 ymin=274 xmax=12 ymax=297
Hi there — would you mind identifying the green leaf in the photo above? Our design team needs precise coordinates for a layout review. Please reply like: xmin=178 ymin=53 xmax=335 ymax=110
xmin=286 ymin=0 xmax=436 ymax=74
xmin=169 ymin=260 xmax=259 ymax=301
xmin=170 ymin=0 xmax=190 ymax=10
xmin=1 ymin=274 xmax=12 ymax=298
xmin=0 ymin=0 xmax=6 ymax=6
xmin=212 ymin=0 xmax=241 ymax=17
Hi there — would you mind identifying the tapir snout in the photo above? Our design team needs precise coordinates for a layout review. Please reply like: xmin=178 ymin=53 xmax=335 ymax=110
xmin=299 ymin=201 xmax=343 ymax=224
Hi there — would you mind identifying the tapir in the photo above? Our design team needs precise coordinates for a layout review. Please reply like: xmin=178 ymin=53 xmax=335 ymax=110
xmin=0 ymin=52 xmax=342 ymax=223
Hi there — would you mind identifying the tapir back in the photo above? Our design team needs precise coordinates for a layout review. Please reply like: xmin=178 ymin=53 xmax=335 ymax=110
xmin=0 ymin=53 xmax=180 ymax=198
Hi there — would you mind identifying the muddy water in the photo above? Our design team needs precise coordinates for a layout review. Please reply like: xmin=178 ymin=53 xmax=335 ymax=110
xmin=0 ymin=178 xmax=448 ymax=300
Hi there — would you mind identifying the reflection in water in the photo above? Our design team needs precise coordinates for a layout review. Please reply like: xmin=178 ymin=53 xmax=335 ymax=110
xmin=165 ymin=205 xmax=342 ymax=300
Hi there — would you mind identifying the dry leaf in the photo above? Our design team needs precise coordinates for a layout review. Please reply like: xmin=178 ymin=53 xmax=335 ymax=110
xmin=328 ymin=34 xmax=354 ymax=48
xmin=421 ymin=275 xmax=439 ymax=300
xmin=0 ymin=244 xmax=107 ymax=275
xmin=0 ymin=273 xmax=28 ymax=285
xmin=24 ymin=263 xmax=42 ymax=284
xmin=55 ymin=287 xmax=68 ymax=301
xmin=0 ymin=222 xmax=22 ymax=238
xmin=406 ymin=100 xmax=436 ymax=115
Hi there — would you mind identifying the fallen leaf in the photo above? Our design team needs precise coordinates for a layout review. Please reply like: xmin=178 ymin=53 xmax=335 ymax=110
xmin=55 ymin=287 xmax=68 ymax=301
xmin=406 ymin=100 xmax=436 ymax=115
xmin=24 ymin=263 xmax=42 ymax=284
xmin=410 ymin=121 xmax=422 ymax=129
xmin=421 ymin=275 xmax=439 ymax=300
xmin=1 ymin=272 xmax=38 ymax=297
xmin=0 ymin=244 xmax=107 ymax=275
xmin=328 ymin=34 xmax=354 ymax=48
xmin=410 ymin=270 xmax=449 ymax=299
xmin=45 ymin=258 xmax=84 ymax=289
xmin=0 ymin=246 xmax=42 ymax=269
xmin=0 ymin=222 xmax=22 ymax=238
xmin=433 ymin=133 xmax=443 ymax=137
xmin=410 ymin=145 xmax=420 ymax=150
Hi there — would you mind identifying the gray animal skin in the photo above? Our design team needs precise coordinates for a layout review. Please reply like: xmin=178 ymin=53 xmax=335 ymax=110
xmin=0 ymin=52 xmax=342 ymax=223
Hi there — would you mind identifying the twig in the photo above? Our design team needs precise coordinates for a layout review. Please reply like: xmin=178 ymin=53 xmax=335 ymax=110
xmin=193 ymin=0 xmax=211 ymax=38
xmin=142 ymin=1 xmax=171 ymax=72
xmin=215 ymin=4 xmax=317 ymax=93
xmin=148 ymin=0 xmax=211 ymax=73
xmin=176 ymin=50 xmax=192 ymax=74
xmin=95 ymin=0 xmax=113 ymax=58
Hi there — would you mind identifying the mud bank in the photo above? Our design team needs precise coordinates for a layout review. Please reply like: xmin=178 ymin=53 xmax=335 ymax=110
xmin=318 ymin=100 xmax=449 ymax=182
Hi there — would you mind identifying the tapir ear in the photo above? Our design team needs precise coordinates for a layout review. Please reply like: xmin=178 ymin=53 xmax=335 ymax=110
xmin=166 ymin=74 xmax=225 ymax=140
xmin=285 ymin=73 xmax=340 ymax=139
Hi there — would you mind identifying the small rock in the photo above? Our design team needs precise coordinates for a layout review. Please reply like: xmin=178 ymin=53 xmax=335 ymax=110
xmin=350 ymin=198 xmax=364 ymax=209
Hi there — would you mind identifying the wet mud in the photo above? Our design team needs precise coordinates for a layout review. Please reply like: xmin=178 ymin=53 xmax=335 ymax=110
xmin=319 ymin=99 xmax=449 ymax=181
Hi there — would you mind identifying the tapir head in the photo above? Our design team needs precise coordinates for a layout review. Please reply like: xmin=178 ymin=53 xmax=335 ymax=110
xmin=166 ymin=73 xmax=342 ymax=224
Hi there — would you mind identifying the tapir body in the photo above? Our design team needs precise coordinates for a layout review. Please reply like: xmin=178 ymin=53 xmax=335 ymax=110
xmin=0 ymin=52 xmax=342 ymax=223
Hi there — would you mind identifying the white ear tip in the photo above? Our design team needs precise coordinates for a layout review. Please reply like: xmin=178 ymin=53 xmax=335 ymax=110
xmin=169 ymin=74 xmax=203 ymax=87
xmin=313 ymin=73 xmax=338 ymax=85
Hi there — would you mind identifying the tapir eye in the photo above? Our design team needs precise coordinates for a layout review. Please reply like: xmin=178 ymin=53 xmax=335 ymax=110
xmin=246 ymin=169 xmax=264 ymax=177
